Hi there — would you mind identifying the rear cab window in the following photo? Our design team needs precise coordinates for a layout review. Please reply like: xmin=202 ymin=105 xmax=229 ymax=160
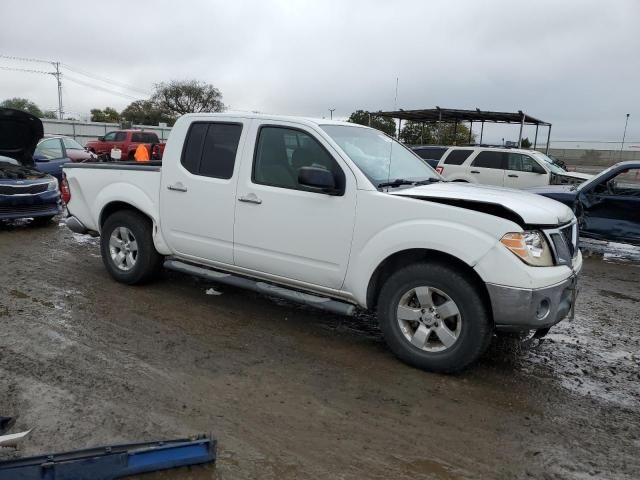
xmin=181 ymin=122 xmax=243 ymax=179
xmin=131 ymin=132 xmax=160 ymax=143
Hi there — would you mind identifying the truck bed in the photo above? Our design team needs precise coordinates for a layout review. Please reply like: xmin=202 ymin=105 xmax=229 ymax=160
xmin=64 ymin=161 xmax=163 ymax=234
xmin=65 ymin=161 xmax=162 ymax=171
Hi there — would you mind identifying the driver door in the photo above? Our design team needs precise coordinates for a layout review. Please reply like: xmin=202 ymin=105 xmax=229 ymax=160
xmin=581 ymin=167 xmax=640 ymax=243
xmin=234 ymin=121 xmax=357 ymax=289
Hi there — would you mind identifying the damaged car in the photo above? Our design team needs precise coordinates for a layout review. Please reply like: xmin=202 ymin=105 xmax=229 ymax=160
xmin=531 ymin=161 xmax=640 ymax=245
xmin=0 ymin=108 xmax=63 ymax=224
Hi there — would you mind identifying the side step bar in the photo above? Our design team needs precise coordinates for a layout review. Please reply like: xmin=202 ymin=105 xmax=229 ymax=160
xmin=164 ymin=259 xmax=356 ymax=316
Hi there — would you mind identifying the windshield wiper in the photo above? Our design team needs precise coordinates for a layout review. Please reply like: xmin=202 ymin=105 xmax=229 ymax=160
xmin=413 ymin=178 xmax=442 ymax=185
xmin=377 ymin=179 xmax=416 ymax=188
xmin=377 ymin=178 xmax=441 ymax=189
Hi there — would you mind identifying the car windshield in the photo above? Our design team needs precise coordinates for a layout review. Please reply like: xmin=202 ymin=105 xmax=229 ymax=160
xmin=532 ymin=152 xmax=566 ymax=174
xmin=320 ymin=125 xmax=439 ymax=187
xmin=63 ymin=137 xmax=85 ymax=150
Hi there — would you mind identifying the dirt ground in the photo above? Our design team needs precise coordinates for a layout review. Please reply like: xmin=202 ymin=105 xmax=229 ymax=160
xmin=0 ymin=220 xmax=638 ymax=479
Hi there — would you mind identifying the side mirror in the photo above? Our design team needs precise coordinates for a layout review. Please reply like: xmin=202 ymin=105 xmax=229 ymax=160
xmin=298 ymin=166 xmax=341 ymax=195
xmin=98 ymin=136 xmax=105 ymax=141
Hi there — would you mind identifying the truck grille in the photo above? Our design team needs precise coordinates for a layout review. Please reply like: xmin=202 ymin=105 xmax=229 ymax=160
xmin=546 ymin=223 xmax=577 ymax=266
xmin=560 ymin=224 xmax=575 ymax=258
xmin=0 ymin=183 xmax=48 ymax=195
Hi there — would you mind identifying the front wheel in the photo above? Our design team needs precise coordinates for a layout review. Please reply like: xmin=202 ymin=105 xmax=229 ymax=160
xmin=377 ymin=262 xmax=492 ymax=373
xmin=100 ymin=210 xmax=163 ymax=284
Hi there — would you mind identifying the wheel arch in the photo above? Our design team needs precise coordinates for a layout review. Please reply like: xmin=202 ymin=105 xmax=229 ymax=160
xmin=365 ymin=248 xmax=493 ymax=322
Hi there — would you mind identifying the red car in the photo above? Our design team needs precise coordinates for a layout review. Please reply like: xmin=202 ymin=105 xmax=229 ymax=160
xmin=85 ymin=130 xmax=166 ymax=160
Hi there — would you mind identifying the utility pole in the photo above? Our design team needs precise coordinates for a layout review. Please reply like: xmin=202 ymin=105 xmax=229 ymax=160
xmin=328 ymin=108 xmax=335 ymax=120
xmin=52 ymin=62 xmax=63 ymax=119
xmin=620 ymin=113 xmax=630 ymax=160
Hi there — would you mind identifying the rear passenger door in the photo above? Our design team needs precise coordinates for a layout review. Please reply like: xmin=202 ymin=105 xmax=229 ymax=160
xmin=503 ymin=153 xmax=549 ymax=189
xmin=468 ymin=151 xmax=505 ymax=186
xmin=160 ymin=119 xmax=247 ymax=265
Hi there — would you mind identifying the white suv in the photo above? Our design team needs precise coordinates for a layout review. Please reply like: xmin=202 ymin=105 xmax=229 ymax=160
xmin=435 ymin=147 xmax=591 ymax=189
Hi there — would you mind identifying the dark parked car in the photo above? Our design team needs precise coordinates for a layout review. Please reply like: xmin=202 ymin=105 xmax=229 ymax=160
xmin=33 ymin=136 xmax=94 ymax=181
xmin=0 ymin=108 xmax=63 ymax=224
xmin=410 ymin=145 xmax=450 ymax=168
xmin=531 ymin=161 xmax=640 ymax=245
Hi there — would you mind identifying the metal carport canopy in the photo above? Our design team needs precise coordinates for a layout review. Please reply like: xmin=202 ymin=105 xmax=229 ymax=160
xmin=373 ymin=108 xmax=550 ymax=126
xmin=373 ymin=107 xmax=552 ymax=152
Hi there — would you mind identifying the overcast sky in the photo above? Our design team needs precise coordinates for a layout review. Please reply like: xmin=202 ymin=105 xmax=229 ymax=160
xmin=1 ymin=0 xmax=638 ymax=146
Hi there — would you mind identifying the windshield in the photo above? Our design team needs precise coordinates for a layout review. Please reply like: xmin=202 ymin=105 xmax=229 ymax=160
xmin=532 ymin=152 xmax=566 ymax=174
xmin=63 ymin=137 xmax=85 ymax=150
xmin=320 ymin=125 xmax=439 ymax=187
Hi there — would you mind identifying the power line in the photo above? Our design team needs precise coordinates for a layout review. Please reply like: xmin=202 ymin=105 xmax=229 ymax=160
xmin=64 ymin=74 xmax=140 ymax=100
xmin=0 ymin=65 xmax=55 ymax=75
xmin=0 ymin=54 xmax=52 ymax=64
xmin=62 ymin=63 xmax=150 ymax=96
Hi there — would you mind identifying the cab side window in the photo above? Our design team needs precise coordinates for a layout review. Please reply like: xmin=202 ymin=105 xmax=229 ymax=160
xmin=472 ymin=151 xmax=504 ymax=169
xmin=507 ymin=153 xmax=542 ymax=173
xmin=103 ymin=132 xmax=117 ymax=141
xmin=444 ymin=149 xmax=473 ymax=165
xmin=252 ymin=126 xmax=345 ymax=192
xmin=114 ymin=132 xmax=127 ymax=142
xmin=181 ymin=122 xmax=243 ymax=179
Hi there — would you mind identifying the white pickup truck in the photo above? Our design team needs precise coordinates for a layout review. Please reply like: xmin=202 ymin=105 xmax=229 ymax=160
xmin=64 ymin=113 xmax=581 ymax=373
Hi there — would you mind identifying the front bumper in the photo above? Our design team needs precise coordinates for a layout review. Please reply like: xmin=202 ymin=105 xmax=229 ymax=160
xmin=0 ymin=191 xmax=63 ymax=220
xmin=487 ymin=272 xmax=579 ymax=332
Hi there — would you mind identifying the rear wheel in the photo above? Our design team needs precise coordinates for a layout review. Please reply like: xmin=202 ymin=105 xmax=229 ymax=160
xmin=377 ymin=262 xmax=492 ymax=373
xmin=100 ymin=210 xmax=163 ymax=284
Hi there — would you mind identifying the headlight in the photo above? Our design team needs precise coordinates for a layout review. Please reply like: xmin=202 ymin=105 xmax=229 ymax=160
xmin=500 ymin=231 xmax=554 ymax=266
xmin=47 ymin=177 xmax=59 ymax=192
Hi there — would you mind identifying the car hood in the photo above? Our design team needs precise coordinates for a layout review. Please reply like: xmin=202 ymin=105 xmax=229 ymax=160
xmin=558 ymin=171 xmax=592 ymax=180
xmin=390 ymin=182 xmax=574 ymax=226
xmin=0 ymin=161 xmax=49 ymax=181
xmin=0 ymin=108 xmax=44 ymax=168
xmin=527 ymin=184 xmax=577 ymax=195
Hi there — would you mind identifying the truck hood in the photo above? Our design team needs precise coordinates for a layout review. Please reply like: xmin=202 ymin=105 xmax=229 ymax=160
xmin=0 ymin=108 xmax=44 ymax=169
xmin=391 ymin=182 xmax=574 ymax=226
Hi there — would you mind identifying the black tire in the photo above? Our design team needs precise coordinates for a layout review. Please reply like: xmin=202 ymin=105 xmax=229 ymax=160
xmin=100 ymin=210 xmax=163 ymax=285
xmin=377 ymin=262 xmax=492 ymax=373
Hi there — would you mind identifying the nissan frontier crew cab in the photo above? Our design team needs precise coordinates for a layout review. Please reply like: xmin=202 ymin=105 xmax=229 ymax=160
xmin=64 ymin=113 xmax=581 ymax=373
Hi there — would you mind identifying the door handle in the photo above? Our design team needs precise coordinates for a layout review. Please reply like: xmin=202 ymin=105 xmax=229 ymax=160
xmin=470 ymin=170 xmax=480 ymax=174
xmin=167 ymin=183 xmax=187 ymax=192
xmin=238 ymin=193 xmax=262 ymax=204
xmin=508 ymin=174 xmax=519 ymax=178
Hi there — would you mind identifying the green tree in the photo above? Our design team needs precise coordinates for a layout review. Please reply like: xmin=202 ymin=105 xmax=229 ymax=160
xmin=1 ymin=97 xmax=44 ymax=117
xmin=400 ymin=121 xmax=475 ymax=145
xmin=42 ymin=110 xmax=57 ymax=119
xmin=520 ymin=137 xmax=532 ymax=149
xmin=121 ymin=100 xmax=174 ymax=126
xmin=151 ymin=80 xmax=224 ymax=119
xmin=90 ymin=107 xmax=120 ymax=123
xmin=347 ymin=110 xmax=396 ymax=136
